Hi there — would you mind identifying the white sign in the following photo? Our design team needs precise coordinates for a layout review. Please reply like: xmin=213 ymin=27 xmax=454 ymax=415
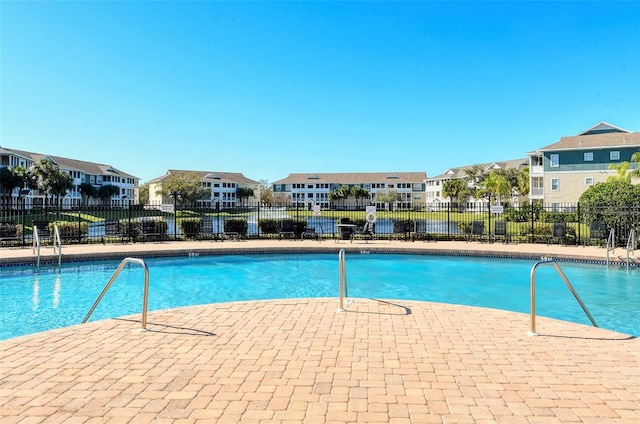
xmin=161 ymin=204 xmax=175 ymax=213
xmin=313 ymin=205 xmax=321 ymax=217
xmin=490 ymin=205 xmax=504 ymax=214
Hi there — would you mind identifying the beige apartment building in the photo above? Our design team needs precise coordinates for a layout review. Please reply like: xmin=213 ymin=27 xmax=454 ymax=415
xmin=271 ymin=172 xmax=427 ymax=209
xmin=528 ymin=122 xmax=640 ymax=206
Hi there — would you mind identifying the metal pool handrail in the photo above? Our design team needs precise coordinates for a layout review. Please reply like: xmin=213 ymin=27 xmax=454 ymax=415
xmin=606 ymin=228 xmax=615 ymax=267
xmin=529 ymin=259 xmax=598 ymax=336
xmin=32 ymin=226 xmax=41 ymax=269
xmin=82 ymin=257 xmax=150 ymax=331
xmin=337 ymin=249 xmax=348 ymax=311
xmin=53 ymin=224 xmax=62 ymax=267
xmin=626 ymin=229 xmax=636 ymax=270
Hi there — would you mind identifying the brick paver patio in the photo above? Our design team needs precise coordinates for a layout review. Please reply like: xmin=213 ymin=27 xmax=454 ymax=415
xmin=1 ymin=240 xmax=638 ymax=423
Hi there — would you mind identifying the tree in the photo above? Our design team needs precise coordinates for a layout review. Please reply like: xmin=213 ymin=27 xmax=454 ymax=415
xmin=374 ymin=189 xmax=400 ymax=210
xmin=328 ymin=185 xmax=350 ymax=207
xmin=79 ymin=183 xmax=98 ymax=206
xmin=579 ymin=179 xmax=640 ymax=235
xmin=442 ymin=179 xmax=470 ymax=211
xmin=29 ymin=159 xmax=73 ymax=209
xmin=97 ymin=185 xmax=121 ymax=206
xmin=484 ymin=172 xmax=511 ymax=204
xmin=0 ymin=167 xmax=21 ymax=197
xmin=138 ymin=182 xmax=150 ymax=205
xmin=609 ymin=151 xmax=640 ymax=182
xmin=463 ymin=164 xmax=488 ymax=199
xmin=155 ymin=171 xmax=211 ymax=206
xmin=260 ymin=186 xmax=273 ymax=206
xmin=350 ymin=186 xmax=370 ymax=207
xmin=516 ymin=167 xmax=530 ymax=197
xmin=236 ymin=187 xmax=254 ymax=205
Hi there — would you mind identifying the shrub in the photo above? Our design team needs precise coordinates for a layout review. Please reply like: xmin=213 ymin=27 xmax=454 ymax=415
xmin=458 ymin=221 xmax=471 ymax=234
xmin=179 ymin=218 xmax=201 ymax=238
xmin=52 ymin=221 xmax=89 ymax=239
xmin=224 ymin=218 xmax=248 ymax=236
xmin=258 ymin=219 xmax=280 ymax=234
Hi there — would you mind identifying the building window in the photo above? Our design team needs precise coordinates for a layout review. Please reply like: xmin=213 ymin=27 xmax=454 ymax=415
xmin=585 ymin=177 xmax=594 ymax=186
xmin=584 ymin=152 xmax=593 ymax=161
xmin=610 ymin=151 xmax=620 ymax=161
xmin=551 ymin=178 xmax=559 ymax=191
xmin=550 ymin=154 xmax=559 ymax=168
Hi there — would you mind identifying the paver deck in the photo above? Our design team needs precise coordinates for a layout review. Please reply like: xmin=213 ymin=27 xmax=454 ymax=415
xmin=1 ymin=240 xmax=638 ymax=423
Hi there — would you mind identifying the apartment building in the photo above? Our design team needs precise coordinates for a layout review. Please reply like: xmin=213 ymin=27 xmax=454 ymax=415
xmin=527 ymin=122 xmax=640 ymax=206
xmin=425 ymin=159 xmax=529 ymax=211
xmin=0 ymin=146 xmax=139 ymax=208
xmin=148 ymin=170 xmax=261 ymax=208
xmin=271 ymin=172 xmax=427 ymax=209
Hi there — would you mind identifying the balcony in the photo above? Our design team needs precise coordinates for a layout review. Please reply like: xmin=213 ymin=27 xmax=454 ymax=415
xmin=530 ymin=187 xmax=544 ymax=198
xmin=530 ymin=165 xmax=544 ymax=176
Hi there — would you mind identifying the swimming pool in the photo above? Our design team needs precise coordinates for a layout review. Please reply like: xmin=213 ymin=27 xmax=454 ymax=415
xmin=1 ymin=253 xmax=637 ymax=340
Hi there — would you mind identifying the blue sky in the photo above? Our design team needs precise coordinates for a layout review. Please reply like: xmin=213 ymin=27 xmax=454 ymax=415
xmin=2 ymin=1 xmax=639 ymax=185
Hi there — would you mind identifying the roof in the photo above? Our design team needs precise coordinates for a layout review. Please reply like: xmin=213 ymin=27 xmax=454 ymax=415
xmin=0 ymin=147 xmax=139 ymax=179
xmin=149 ymin=170 xmax=259 ymax=185
xmin=272 ymin=172 xmax=428 ymax=185
xmin=428 ymin=158 xmax=528 ymax=180
xmin=530 ymin=122 xmax=640 ymax=153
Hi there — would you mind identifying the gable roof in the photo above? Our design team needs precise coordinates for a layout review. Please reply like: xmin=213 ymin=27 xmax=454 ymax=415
xmin=532 ymin=128 xmax=640 ymax=153
xmin=429 ymin=158 xmax=528 ymax=180
xmin=578 ymin=122 xmax=630 ymax=136
xmin=272 ymin=172 xmax=428 ymax=185
xmin=0 ymin=147 xmax=138 ymax=179
xmin=149 ymin=170 xmax=259 ymax=185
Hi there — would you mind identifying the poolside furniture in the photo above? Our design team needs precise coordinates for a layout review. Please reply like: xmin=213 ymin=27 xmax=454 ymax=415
xmin=549 ymin=221 xmax=568 ymax=245
xmin=301 ymin=225 xmax=321 ymax=241
xmin=493 ymin=220 xmax=511 ymax=244
xmin=198 ymin=216 xmax=220 ymax=241
xmin=589 ymin=221 xmax=607 ymax=245
xmin=468 ymin=221 xmax=486 ymax=242
xmin=354 ymin=221 xmax=375 ymax=242
xmin=223 ymin=219 xmax=241 ymax=240
xmin=32 ymin=220 xmax=51 ymax=244
xmin=390 ymin=220 xmax=411 ymax=241
xmin=336 ymin=218 xmax=355 ymax=242
xmin=411 ymin=219 xmax=435 ymax=242
xmin=102 ymin=220 xmax=128 ymax=244
xmin=278 ymin=219 xmax=296 ymax=240
xmin=140 ymin=219 xmax=165 ymax=242
xmin=0 ymin=221 xmax=21 ymax=246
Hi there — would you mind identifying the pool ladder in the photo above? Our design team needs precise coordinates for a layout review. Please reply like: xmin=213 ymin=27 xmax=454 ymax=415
xmin=82 ymin=258 xmax=150 ymax=331
xmin=32 ymin=224 xmax=62 ymax=270
xmin=529 ymin=259 xmax=598 ymax=336
xmin=337 ymin=249 xmax=349 ymax=311
xmin=606 ymin=228 xmax=637 ymax=269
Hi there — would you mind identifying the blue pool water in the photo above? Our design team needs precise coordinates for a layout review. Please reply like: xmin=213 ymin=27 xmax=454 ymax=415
xmin=0 ymin=254 xmax=638 ymax=340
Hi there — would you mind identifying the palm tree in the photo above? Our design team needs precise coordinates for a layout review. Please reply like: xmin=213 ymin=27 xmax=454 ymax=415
xmin=442 ymin=179 xmax=469 ymax=211
xmin=350 ymin=186 xmax=370 ymax=207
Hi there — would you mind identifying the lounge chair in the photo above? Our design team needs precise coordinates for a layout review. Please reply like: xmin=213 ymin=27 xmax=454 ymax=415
xmin=468 ymin=221 xmax=486 ymax=242
xmin=493 ymin=220 xmax=510 ymax=244
xmin=0 ymin=221 xmax=21 ymax=246
xmin=279 ymin=219 xmax=296 ymax=240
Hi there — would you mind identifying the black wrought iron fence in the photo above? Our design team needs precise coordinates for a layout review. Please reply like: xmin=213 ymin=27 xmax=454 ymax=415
xmin=1 ymin=201 xmax=638 ymax=247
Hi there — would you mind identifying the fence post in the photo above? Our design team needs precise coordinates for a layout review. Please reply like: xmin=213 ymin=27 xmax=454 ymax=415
xmin=531 ymin=204 xmax=535 ymax=243
xmin=577 ymin=202 xmax=581 ymax=244
xmin=447 ymin=203 xmax=451 ymax=240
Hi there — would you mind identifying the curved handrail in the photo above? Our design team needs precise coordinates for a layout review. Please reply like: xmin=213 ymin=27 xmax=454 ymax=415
xmin=32 ymin=226 xmax=41 ymax=269
xmin=337 ymin=249 xmax=348 ymax=311
xmin=529 ymin=259 xmax=598 ymax=336
xmin=53 ymin=224 xmax=62 ymax=266
xmin=606 ymin=228 xmax=615 ymax=267
xmin=626 ymin=229 xmax=636 ymax=270
xmin=82 ymin=258 xmax=150 ymax=330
